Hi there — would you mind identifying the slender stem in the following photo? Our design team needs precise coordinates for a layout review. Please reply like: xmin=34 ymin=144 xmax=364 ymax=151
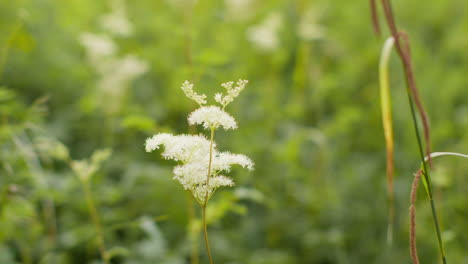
xmin=201 ymin=127 xmax=215 ymax=264
xmin=203 ymin=128 xmax=215 ymax=207
xmin=429 ymin=196 xmax=446 ymax=264
xmin=81 ymin=180 xmax=109 ymax=264
xmin=376 ymin=1 xmax=446 ymax=262
xmin=202 ymin=205 xmax=213 ymax=264
xmin=187 ymin=192 xmax=199 ymax=264
xmin=407 ymin=90 xmax=446 ymax=263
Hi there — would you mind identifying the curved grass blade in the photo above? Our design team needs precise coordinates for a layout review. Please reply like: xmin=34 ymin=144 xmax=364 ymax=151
xmin=379 ymin=36 xmax=395 ymax=246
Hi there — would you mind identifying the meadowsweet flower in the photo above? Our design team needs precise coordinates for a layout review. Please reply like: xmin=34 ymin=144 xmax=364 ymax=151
xmin=146 ymin=133 xmax=253 ymax=203
xmin=188 ymin=106 xmax=237 ymax=130
xmin=145 ymin=133 xmax=212 ymax=162
xmin=212 ymin=152 xmax=254 ymax=171
xmin=215 ymin=79 xmax=248 ymax=108
xmin=181 ymin=81 xmax=207 ymax=106
xmin=146 ymin=80 xmax=253 ymax=205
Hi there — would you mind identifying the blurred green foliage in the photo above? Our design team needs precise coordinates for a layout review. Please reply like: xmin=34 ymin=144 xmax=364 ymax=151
xmin=1 ymin=0 xmax=467 ymax=263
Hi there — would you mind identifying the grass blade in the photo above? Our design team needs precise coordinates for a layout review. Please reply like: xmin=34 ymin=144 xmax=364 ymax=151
xmin=379 ymin=36 xmax=395 ymax=246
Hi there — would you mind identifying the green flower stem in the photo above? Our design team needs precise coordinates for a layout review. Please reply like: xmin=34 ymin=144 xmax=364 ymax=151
xmin=187 ymin=191 xmax=199 ymax=264
xmin=202 ymin=127 xmax=215 ymax=264
xmin=81 ymin=179 xmax=109 ymax=264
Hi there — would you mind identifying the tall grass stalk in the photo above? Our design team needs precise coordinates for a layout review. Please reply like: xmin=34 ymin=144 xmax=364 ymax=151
xmin=372 ymin=0 xmax=446 ymax=262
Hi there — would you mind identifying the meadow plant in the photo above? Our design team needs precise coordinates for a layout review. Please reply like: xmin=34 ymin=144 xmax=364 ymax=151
xmin=372 ymin=0 xmax=465 ymax=262
xmin=145 ymin=80 xmax=253 ymax=264
xmin=69 ymin=149 xmax=112 ymax=264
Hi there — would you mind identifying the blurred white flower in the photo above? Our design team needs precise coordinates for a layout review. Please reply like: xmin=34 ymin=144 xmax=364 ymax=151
xmin=297 ymin=9 xmax=325 ymax=41
xmin=247 ymin=13 xmax=282 ymax=51
xmin=224 ymin=0 xmax=254 ymax=21
xmin=188 ymin=106 xmax=237 ymax=130
xmin=79 ymin=0 xmax=149 ymax=114
xmin=96 ymin=55 xmax=149 ymax=99
xmin=99 ymin=0 xmax=133 ymax=36
xmin=116 ymin=55 xmax=149 ymax=79
xmin=79 ymin=33 xmax=117 ymax=58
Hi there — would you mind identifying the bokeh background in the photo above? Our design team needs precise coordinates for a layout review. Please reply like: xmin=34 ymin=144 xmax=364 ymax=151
xmin=1 ymin=0 xmax=467 ymax=263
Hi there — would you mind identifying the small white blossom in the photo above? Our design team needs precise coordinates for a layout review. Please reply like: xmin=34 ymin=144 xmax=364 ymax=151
xmin=215 ymin=79 xmax=248 ymax=108
xmin=181 ymin=81 xmax=207 ymax=106
xmin=79 ymin=33 xmax=117 ymax=58
xmin=297 ymin=9 xmax=325 ymax=41
xmin=247 ymin=13 xmax=282 ymax=51
xmin=188 ymin=106 xmax=237 ymax=130
xmin=99 ymin=0 xmax=133 ymax=36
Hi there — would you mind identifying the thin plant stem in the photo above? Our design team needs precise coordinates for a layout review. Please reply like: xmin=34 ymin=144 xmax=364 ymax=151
xmin=202 ymin=206 xmax=213 ymax=264
xmin=372 ymin=1 xmax=446 ymax=262
xmin=406 ymin=89 xmax=446 ymax=263
xmin=81 ymin=180 xmax=109 ymax=264
xmin=202 ymin=127 xmax=215 ymax=264
xmin=187 ymin=192 xmax=199 ymax=264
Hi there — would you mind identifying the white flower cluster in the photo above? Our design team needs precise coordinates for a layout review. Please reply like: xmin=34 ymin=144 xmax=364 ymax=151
xmin=145 ymin=133 xmax=253 ymax=203
xmin=188 ymin=106 xmax=237 ymax=130
xmin=181 ymin=81 xmax=207 ymax=106
xmin=215 ymin=80 xmax=248 ymax=109
xmin=79 ymin=0 xmax=148 ymax=113
xmin=145 ymin=80 xmax=253 ymax=204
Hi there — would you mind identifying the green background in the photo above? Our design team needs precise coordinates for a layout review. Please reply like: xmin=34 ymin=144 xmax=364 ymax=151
xmin=1 ymin=0 xmax=467 ymax=263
